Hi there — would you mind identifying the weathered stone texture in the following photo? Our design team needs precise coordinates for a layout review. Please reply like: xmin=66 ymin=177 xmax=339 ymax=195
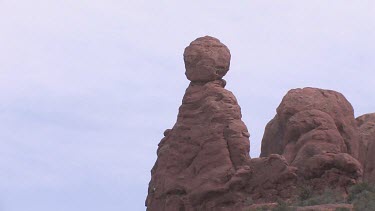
xmin=356 ymin=113 xmax=375 ymax=183
xmin=146 ymin=36 xmax=370 ymax=211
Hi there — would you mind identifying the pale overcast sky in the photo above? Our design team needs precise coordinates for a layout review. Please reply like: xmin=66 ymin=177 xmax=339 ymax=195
xmin=1 ymin=1 xmax=375 ymax=210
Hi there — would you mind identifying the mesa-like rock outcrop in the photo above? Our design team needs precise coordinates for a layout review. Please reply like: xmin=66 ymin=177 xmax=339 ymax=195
xmin=261 ymin=88 xmax=362 ymax=189
xmin=261 ymin=88 xmax=359 ymax=159
xmin=146 ymin=36 xmax=372 ymax=211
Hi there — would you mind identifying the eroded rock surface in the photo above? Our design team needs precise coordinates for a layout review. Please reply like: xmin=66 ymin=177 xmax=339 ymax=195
xmin=356 ymin=113 xmax=375 ymax=183
xmin=245 ymin=154 xmax=298 ymax=202
xmin=260 ymin=88 xmax=362 ymax=189
xmin=146 ymin=36 xmax=371 ymax=211
xmin=184 ymin=36 xmax=231 ymax=82
xmin=146 ymin=36 xmax=251 ymax=210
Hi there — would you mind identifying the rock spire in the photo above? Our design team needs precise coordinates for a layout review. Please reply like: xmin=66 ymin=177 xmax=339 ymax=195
xmin=146 ymin=36 xmax=251 ymax=210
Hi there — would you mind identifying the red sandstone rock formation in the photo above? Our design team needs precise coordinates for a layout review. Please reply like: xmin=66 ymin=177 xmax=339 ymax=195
xmin=356 ymin=113 xmax=375 ymax=183
xmin=261 ymin=88 xmax=359 ymax=159
xmin=245 ymin=203 xmax=354 ymax=211
xmin=147 ymin=36 xmax=369 ymax=211
xmin=184 ymin=36 xmax=231 ymax=82
xmin=261 ymin=88 xmax=362 ymax=189
xmin=146 ymin=36 xmax=251 ymax=210
xmin=245 ymin=155 xmax=297 ymax=202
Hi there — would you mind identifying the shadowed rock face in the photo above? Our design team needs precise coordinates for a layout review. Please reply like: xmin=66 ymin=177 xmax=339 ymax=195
xmin=260 ymin=88 xmax=362 ymax=189
xmin=146 ymin=36 xmax=251 ymax=210
xmin=356 ymin=113 xmax=375 ymax=183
